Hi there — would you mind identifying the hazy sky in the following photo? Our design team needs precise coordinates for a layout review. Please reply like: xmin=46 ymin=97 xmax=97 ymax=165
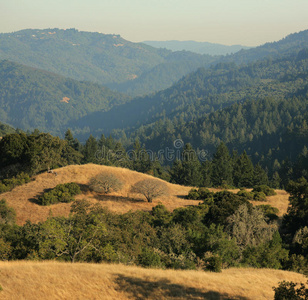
xmin=1 ymin=0 xmax=307 ymax=46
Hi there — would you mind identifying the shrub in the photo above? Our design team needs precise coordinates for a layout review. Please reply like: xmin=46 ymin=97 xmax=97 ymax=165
xmin=253 ymin=191 xmax=267 ymax=201
xmin=0 ymin=172 xmax=31 ymax=194
xmin=186 ymin=187 xmax=213 ymax=200
xmin=0 ymin=199 xmax=16 ymax=224
xmin=38 ymin=182 xmax=81 ymax=205
xmin=131 ymin=179 xmax=168 ymax=202
xmin=186 ymin=189 xmax=200 ymax=200
xmin=256 ymin=205 xmax=279 ymax=221
xmin=237 ymin=189 xmax=254 ymax=200
xmin=252 ymin=185 xmax=276 ymax=196
xmin=203 ymin=252 xmax=222 ymax=272
xmin=89 ymin=173 xmax=123 ymax=194
xmin=138 ymin=248 xmax=162 ymax=268
xmin=273 ymin=280 xmax=308 ymax=300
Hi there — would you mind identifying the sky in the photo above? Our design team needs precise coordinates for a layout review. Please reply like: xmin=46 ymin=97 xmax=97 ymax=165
xmin=1 ymin=0 xmax=308 ymax=47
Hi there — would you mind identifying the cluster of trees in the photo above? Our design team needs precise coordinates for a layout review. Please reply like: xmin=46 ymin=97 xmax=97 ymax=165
xmin=0 ymin=131 xmax=82 ymax=178
xmin=0 ymin=177 xmax=306 ymax=274
xmin=169 ymin=143 xmax=270 ymax=188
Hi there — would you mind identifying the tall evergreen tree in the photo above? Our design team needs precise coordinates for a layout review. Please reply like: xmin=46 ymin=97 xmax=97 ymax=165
xmin=233 ymin=151 xmax=254 ymax=187
xmin=253 ymin=163 xmax=269 ymax=186
xmin=83 ymin=135 xmax=98 ymax=163
xmin=181 ymin=143 xmax=202 ymax=186
xmin=211 ymin=142 xmax=233 ymax=187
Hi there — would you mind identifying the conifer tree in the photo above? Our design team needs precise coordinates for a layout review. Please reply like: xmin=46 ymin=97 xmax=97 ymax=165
xmin=83 ymin=135 xmax=98 ymax=163
xmin=233 ymin=151 xmax=254 ymax=187
xmin=181 ymin=143 xmax=202 ymax=186
xmin=253 ymin=163 xmax=269 ymax=186
xmin=211 ymin=142 xmax=233 ymax=187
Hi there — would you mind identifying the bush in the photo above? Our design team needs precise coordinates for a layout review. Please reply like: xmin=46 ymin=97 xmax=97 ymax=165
xmin=256 ymin=204 xmax=279 ymax=221
xmin=38 ymin=182 xmax=81 ymax=205
xmin=273 ymin=280 xmax=308 ymax=300
xmin=237 ymin=189 xmax=254 ymax=200
xmin=186 ymin=187 xmax=213 ymax=200
xmin=252 ymin=185 xmax=276 ymax=196
xmin=0 ymin=199 xmax=16 ymax=224
xmin=186 ymin=189 xmax=200 ymax=200
xmin=253 ymin=191 xmax=267 ymax=201
xmin=0 ymin=173 xmax=31 ymax=194
xmin=138 ymin=248 xmax=162 ymax=268
xmin=203 ymin=253 xmax=222 ymax=272
xmin=89 ymin=173 xmax=123 ymax=194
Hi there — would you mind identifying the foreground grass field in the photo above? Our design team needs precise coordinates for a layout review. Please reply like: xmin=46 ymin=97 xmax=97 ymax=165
xmin=2 ymin=164 xmax=290 ymax=225
xmin=0 ymin=261 xmax=306 ymax=300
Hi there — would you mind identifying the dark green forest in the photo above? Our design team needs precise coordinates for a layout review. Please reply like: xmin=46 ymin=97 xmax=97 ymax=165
xmin=0 ymin=60 xmax=130 ymax=134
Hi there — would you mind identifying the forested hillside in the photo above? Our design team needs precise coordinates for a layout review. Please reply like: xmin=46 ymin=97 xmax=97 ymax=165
xmin=73 ymin=47 xmax=308 ymax=139
xmin=0 ymin=122 xmax=16 ymax=136
xmin=0 ymin=60 xmax=129 ymax=134
xmin=0 ymin=28 xmax=214 ymax=96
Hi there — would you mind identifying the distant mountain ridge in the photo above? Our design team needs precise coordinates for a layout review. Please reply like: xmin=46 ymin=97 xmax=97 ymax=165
xmin=0 ymin=60 xmax=130 ymax=135
xmin=0 ymin=28 xmax=214 ymax=96
xmin=143 ymin=40 xmax=250 ymax=55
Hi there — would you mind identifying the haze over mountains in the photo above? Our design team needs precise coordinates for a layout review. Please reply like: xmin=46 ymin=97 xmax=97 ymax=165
xmin=0 ymin=28 xmax=214 ymax=96
xmin=143 ymin=40 xmax=250 ymax=55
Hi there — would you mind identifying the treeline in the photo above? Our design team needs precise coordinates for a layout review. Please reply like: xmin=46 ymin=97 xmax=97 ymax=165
xmin=128 ymin=97 xmax=308 ymax=186
xmin=1 ymin=129 xmax=306 ymax=189
xmin=0 ymin=177 xmax=306 ymax=274
xmin=84 ymin=48 xmax=308 ymax=138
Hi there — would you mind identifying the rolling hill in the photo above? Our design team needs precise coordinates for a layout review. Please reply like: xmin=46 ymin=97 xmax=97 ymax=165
xmin=2 ymin=164 xmax=289 ymax=226
xmin=0 ymin=60 xmax=129 ymax=135
xmin=69 ymin=46 xmax=308 ymax=141
xmin=0 ymin=261 xmax=306 ymax=299
xmin=0 ymin=122 xmax=16 ymax=137
xmin=0 ymin=28 xmax=214 ymax=96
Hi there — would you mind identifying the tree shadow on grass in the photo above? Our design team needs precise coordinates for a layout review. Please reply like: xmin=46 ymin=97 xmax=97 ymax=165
xmin=28 ymin=188 xmax=53 ymax=205
xmin=115 ymin=274 xmax=249 ymax=300
xmin=92 ymin=193 xmax=145 ymax=203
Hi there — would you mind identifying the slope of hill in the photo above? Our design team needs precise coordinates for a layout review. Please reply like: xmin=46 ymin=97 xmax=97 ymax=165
xmin=0 ymin=28 xmax=214 ymax=96
xmin=223 ymin=29 xmax=308 ymax=64
xmin=70 ymin=48 xmax=308 ymax=140
xmin=0 ymin=60 xmax=129 ymax=135
xmin=1 ymin=164 xmax=289 ymax=225
xmin=0 ymin=122 xmax=16 ymax=137
xmin=143 ymin=40 xmax=250 ymax=55
xmin=0 ymin=261 xmax=306 ymax=300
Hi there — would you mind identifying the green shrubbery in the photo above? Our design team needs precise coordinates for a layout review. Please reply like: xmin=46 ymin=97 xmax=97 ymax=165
xmin=186 ymin=187 xmax=214 ymax=200
xmin=38 ymin=182 xmax=81 ymax=206
xmin=252 ymin=185 xmax=276 ymax=196
xmin=273 ymin=280 xmax=308 ymax=300
xmin=0 ymin=173 xmax=31 ymax=193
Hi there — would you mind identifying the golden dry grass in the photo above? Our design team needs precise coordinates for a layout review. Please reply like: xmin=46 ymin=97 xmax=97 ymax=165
xmin=1 ymin=164 xmax=290 ymax=225
xmin=0 ymin=261 xmax=306 ymax=300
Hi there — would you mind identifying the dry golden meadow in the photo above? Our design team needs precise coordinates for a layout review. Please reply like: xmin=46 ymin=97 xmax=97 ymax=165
xmin=0 ymin=164 xmax=297 ymax=300
xmin=1 ymin=164 xmax=290 ymax=225
xmin=0 ymin=261 xmax=306 ymax=300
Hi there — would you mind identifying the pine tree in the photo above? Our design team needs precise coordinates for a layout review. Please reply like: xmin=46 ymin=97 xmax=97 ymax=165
xmin=233 ymin=151 xmax=254 ymax=188
xmin=83 ymin=135 xmax=98 ymax=163
xmin=181 ymin=143 xmax=202 ymax=186
xmin=170 ymin=159 xmax=184 ymax=185
xmin=64 ymin=129 xmax=80 ymax=151
xmin=253 ymin=163 xmax=269 ymax=186
xmin=211 ymin=142 xmax=233 ymax=187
